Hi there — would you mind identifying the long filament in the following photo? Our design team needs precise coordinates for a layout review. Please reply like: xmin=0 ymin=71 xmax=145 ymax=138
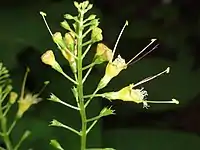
xmin=112 ymin=21 xmax=128 ymax=62
xmin=127 ymin=39 xmax=157 ymax=65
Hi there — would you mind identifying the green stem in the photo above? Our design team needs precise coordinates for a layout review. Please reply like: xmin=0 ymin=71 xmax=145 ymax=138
xmin=77 ymin=11 xmax=87 ymax=150
xmin=83 ymin=93 xmax=103 ymax=99
xmin=84 ymin=88 xmax=100 ymax=108
xmin=82 ymin=44 xmax=92 ymax=59
xmin=82 ymin=66 xmax=93 ymax=84
xmin=82 ymin=62 xmax=95 ymax=70
xmin=86 ymin=120 xmax=98 ymax=134
xmin=8 ymin=118 xmax=18 ymax=135
xmin=0 ymin=110 xmax=13 ymax=150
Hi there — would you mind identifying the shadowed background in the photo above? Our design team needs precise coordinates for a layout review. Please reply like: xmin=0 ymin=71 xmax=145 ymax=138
xmin=0 ymin=0 xmax=200 ymax=149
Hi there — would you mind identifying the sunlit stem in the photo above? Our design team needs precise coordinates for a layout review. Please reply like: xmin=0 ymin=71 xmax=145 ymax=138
xmin=86 ymin=120 xmax=98 ymax=134
xmin=60 ymin=71 xmax=78 ymax=85
xmin=146 ymin=99 xmax=179 ymax=104
xmin=133 ymin=67 xmax=170 ymax=87
xmin=82 ymin=28 xmax=93 ymax=38
xmin=2 ymin=103 xmax=9 ymax=111
xmin=58 ymin=124 xmax=81 ymax=136
xmin=82 ymin=62 xmax=95 ymax=70
xmin=83 ymin=22 xmax=92 ymax=28
xmin=112 ymin=21 xmax=128 ymax=62
xmin=20 ymin=67 xmax=30 ymax=99
xmin=127 ymin=38 xmax=157 ymax=65
xmin=3 ymin=104 xmax=11 ymax=117
xmin=82 ymin=40 xmax=92 ymax=47
xmin=86 ymin=116 xmax=101 ymax=122
xmin=8 ymin=118 xmax=18 ymax=134
xmin=82 ymin=44 xmax=92 ymax=59
xmin=1 ymin=89 xmax=11 ymax=103
xmin=82 ymin=66 xmax=93 ymax=84
xmin=83 ymin=93 xmax=103 ymax=99
xmin=57 ymin=99 xmax=80 ymax=110
xmin=84 ymin=88 xmax=100 ymax=108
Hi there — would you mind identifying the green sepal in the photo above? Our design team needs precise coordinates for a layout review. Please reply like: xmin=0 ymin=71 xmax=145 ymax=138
xmin=50 ymin=139 xmax=64 ymax=150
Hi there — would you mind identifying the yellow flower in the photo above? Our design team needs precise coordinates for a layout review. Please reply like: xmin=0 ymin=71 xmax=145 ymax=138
xmin=101 ymin=67 xmax=179 ymax=108
xmin=41 ymin=50 xmax=63 ymax=73
xmin=64 ymin=32 xmax=75 ymax=51
xmin=52 ymin=32 xmax=66 ymax=49
xmin=62 ymin=32 xmax=76 ymax=63
xmin=103 ymin=84 xmax=149 ymax=108
xmin=52 ymin=32 xmax=77 ymax=73
xmin=16 ymin=68 xmax=49 ymax=118
xmin=94 ymin=43 xmax=113 ymax=64
xmin=98 ymin=55 xmax=127 ymax=89
xmin=97 ymin=38 xmax=158 ymax=90
xmin=17 ymin=93 xmax=42 ymax=118
xmin=41 ymin=50 xmax=56 ymax=66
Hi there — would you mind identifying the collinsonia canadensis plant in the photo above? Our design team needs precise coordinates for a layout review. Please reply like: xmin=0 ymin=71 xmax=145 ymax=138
xmin=0 ymin=64 xmax=49 ymax=150
xmin=40 ymin=1 xmax=179 ymax=150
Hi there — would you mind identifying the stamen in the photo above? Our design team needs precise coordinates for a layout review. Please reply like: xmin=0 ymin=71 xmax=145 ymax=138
xmin=142 ymin=98 xmax=179 ymax=109
xmin=40 ymin=11 xmax=53 ymax=36
xmin=145 ymin=99 xmax=179 ymax=104
xmin=133 ymin=67 xmax=170 ymax=87
xmin=128 ymin=44 xmax=159 ymax=66
xmin=20 ymin=67 xmax=30 ymax=99
xmin=142 ymin=101 xmax=150 ymax=109
xmin=38 ymin=81 xmax=50 ymax=96
xmin=127 ymin=39 xmax=157 ymax=65
xmin=112 ymin=21 xmax=128 ymax=62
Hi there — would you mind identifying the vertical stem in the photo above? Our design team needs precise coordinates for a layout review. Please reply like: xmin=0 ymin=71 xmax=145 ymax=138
xmin=0 ymin=105 xmax=13 ymax=150
xmin=77 ymin=12 xmax=87 ymax=150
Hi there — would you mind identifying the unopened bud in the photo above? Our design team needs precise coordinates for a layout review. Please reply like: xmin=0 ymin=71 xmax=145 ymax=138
xmin=9 ymin=92 xmax=18 ymax=104
xmin=94 ymin=43 xmax=112 ymax=64
xmin=91 ymin=27 xmax=103 ymax=43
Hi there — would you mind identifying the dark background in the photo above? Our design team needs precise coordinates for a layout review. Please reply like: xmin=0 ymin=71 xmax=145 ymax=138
xmin=0 ymin=0 xmax=200 ymax=149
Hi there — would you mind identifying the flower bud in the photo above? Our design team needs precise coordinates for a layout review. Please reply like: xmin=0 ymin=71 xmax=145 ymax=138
xmin=90 ymin=19 xmax=99 ymax=27
xmin=52 ymin=32 xmax=66 ymax=50
xmin=61 ymin=20 xmax=71 ymax=31
xmin=41 ymin=50 xmax=63 ymax=73
xmin=94 ymin=43 xmax=112 ymax=64
xmin=41 ymin=50 xmax=56 ymax=66
xmin=9 ymin=92 xmax=18 ymax=104
xmin=64 ymin=32 xmax=75 ymax=51
xmin=61 ymin=49 xmax=77 ymax=73
xmin=50 ymin=139 xmax=64 ymax=150
xmin=98 ymin=55 xmax=127 ymax=89
xmin=63 ymin=32 xmax=77 ymax=73
xmin=64 ymin=14 xmax=74 ymax=20
xmin=87 ymin=4 xmax=93 ymax=10
xmin=91 ymin=27 xmax=103 ymax=43
xmin=87 ymin=14 xmax=96 ymax=20
xmin=74 ymin=1 xmax=80 ymax=9
xmin=100 ymin=107 xmax=115 ymax=117
xmin=82 ymin=1 xmax=89 ymax=9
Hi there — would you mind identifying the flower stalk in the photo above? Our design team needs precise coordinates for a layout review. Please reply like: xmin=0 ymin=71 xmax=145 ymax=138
xmin=40 ymin=1 xmax=179 ymax=150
